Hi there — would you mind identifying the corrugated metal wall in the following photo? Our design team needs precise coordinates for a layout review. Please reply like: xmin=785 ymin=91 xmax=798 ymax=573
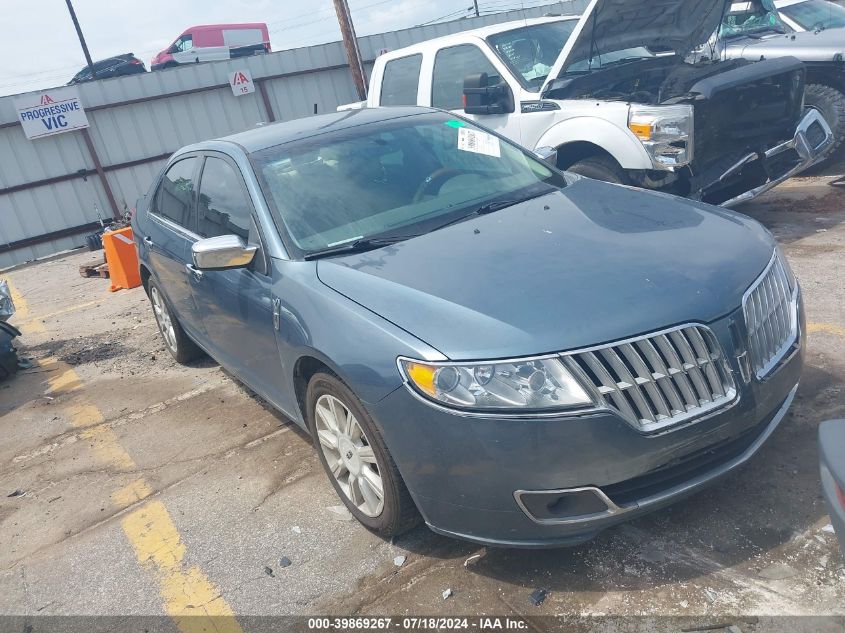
xmin=0 ymin=1 xmax=584 ymax=269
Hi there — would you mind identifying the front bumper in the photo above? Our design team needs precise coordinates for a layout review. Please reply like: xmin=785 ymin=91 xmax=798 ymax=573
xmin=369 ymin=303 xmax=805 ymax=547
xmin=718 ymin=108 xmax=833 ymax=208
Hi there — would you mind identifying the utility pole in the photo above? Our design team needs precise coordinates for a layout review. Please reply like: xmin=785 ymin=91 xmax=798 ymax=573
xmin=333 ymin=0 xmax=367 ymax=100
xmin=64 ymin=0 xmax=98 ymax=79
xmin=472 ymin=0 xmax=480 ymax=17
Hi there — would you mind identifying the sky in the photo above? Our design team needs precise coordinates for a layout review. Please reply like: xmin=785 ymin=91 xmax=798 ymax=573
xmin=0 ymin=0 xmax=553 ymax=97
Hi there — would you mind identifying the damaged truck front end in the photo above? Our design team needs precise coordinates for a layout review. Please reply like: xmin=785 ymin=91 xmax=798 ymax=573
xmin=538 ymin=0 xmax=833 ymax=206
xmin=545 ymin=54 xmax=832 ymax=206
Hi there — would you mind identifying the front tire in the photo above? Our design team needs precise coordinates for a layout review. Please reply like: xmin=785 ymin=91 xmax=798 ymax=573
xmin=805 ymin=83 xmax=845 ymax=170
xmin=566 ymin=155 xmax=632 ymax=184
xmin=147 ymin=279 xmax=203 ymax=364
xmin=306 ymin=372 xmax=420 ymax=537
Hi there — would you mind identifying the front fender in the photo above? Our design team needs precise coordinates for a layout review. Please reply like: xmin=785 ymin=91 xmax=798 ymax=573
xmin=535 ymin=117 xmax=653 ymax=170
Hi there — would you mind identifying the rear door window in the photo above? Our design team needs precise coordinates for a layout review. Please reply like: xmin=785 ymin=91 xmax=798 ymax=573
xmin=154 ymin=158 xmax=198 ymax=231
xmin=432 ymin=45 xmax=500 ymax=110
xmin=380 ymin=54 xmax=422 ymax=106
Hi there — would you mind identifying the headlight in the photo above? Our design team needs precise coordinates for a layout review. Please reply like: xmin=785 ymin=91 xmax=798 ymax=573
xmin=628 ymin=104 xmax=694 ymax=168
xmin=398 ymin=356 xmax=593 ymax=413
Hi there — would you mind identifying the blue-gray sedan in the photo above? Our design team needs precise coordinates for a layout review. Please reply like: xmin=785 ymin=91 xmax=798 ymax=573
xmin=133 ymin=107 xmax=804 ymax=547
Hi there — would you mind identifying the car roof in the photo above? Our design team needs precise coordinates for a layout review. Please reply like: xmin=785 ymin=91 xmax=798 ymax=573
xmin=195 ymin=106 xmax=438 ymax=154
xmin=377 ymin=15 xmax=577 ymax=61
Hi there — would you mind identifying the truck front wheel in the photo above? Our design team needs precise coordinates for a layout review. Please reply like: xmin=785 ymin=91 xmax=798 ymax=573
xmin=566 ymin=156 xmax=632 ymax=185
xmin=805 ymin=83 xmax=845 ymax=170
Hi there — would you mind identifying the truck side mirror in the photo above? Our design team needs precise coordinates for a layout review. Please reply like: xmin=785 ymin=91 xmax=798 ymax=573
xmin=463 ymin=73 xmax=515 ymax=115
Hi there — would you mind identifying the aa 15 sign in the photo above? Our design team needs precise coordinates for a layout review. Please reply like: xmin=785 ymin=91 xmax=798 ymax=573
xmin=14 ymin=87 xmax=90 ymax=140
xmin=229 ymin=69 xmax=255 ymax=96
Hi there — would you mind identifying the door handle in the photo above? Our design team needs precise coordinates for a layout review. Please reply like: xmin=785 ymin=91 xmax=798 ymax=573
xmin=143 ymin=236 xmax=154 ymax=246
xmin=186 ymin=263 xmax=203 ymax=281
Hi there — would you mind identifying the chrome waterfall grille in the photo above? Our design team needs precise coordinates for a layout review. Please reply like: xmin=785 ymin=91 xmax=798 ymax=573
xmin=563 ymin=325 xmax=736 ymax=433
xmin=742 ymin=252 xmax=798 ymax=379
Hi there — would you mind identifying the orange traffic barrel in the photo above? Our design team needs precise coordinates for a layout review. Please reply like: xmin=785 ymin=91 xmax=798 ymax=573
xmin=102 ymin=226 xmax=142 ymax=292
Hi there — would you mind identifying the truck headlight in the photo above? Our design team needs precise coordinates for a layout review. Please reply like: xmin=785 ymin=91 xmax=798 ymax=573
xmin=628 ymin=104 xmax=694 ymax=169
xmin=398 ymin=356 xmax=593 ymax=413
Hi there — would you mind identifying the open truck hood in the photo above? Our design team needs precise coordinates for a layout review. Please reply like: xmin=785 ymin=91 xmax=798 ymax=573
xmin=541 ymin=0 xmax=729 ymax=94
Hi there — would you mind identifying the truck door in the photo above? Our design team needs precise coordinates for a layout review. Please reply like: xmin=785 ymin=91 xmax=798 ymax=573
xmin=429 ymin=44 xmax=522 ymax=144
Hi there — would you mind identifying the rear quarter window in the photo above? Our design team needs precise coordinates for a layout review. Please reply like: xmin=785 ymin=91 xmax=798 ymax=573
xmin=153 ymin=157 xmax=198 ymax=231
xmin=380 ymin=54 xmax=423 ymax=106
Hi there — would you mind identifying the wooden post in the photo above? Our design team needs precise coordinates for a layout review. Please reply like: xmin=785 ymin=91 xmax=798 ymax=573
xmin=333 ymin=0 xmax=368 ymax=100
xmin=81 ymin=128 xmax=121 ymax=220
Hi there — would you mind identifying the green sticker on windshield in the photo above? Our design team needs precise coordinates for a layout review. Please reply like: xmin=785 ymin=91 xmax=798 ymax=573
xmin=445 ymin=120 xmax=467 ymax=128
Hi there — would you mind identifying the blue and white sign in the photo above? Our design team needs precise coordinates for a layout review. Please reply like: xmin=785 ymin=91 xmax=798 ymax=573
xmin=14 ymin=87 xmax=90 ymax=140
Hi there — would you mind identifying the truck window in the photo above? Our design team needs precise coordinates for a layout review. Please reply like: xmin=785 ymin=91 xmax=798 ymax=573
xmin=487 ymin=21 xmax=577 ymax=90
xmin=380 ymin=54 xmax=422 ymax=106
xmin=432 ymin=45 xmax=500 ymax=111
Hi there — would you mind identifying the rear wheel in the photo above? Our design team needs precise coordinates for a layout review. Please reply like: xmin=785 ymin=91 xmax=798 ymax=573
xmin=306 ymin=372 xmax=420 ymax=536
xmin=147 ymin=279 xmax=203 ymax=364
xmin=566 ymin=155 xmax=632 ymax=185
xmin=805 ymin=83 xmax=845 ymax=170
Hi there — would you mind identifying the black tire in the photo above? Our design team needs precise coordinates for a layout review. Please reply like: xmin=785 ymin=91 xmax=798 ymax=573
xmin=146 ymin=278 xmax=203 ymax=365
xmin=805 ymin=83 xmax=845 ymax=170
xmin=306 ymin=372 xmax=421 ymax=537
xmin=566 ymin=155 xmax=631 ymax=184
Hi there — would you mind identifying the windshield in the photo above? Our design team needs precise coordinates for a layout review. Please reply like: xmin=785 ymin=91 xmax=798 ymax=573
xmin=487 ymin=21 xmax=577 ymax=90
xmin=721 ymin=0 xmax=788 ymax=37
xmin=251 ymin=113 xmax=565 ymax=257
xmin=779 ymin=0 xmax=845 ymax=29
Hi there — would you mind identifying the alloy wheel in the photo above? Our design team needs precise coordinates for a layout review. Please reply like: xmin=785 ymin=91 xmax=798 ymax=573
xmin=150 ymin=286 xmax=177 ymax=354
xmin=314 ymin=394 xmax=384 ymax=517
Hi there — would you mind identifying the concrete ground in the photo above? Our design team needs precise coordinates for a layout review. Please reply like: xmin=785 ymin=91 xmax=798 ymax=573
xmin=1 ymin=171 xmax=844 ymax=632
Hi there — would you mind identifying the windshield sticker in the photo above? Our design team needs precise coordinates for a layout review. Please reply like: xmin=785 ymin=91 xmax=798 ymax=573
xmin=444 ymin=120 xmax=466 ymax=128
xmin=457 ymin=127 xmax=501 ymax=158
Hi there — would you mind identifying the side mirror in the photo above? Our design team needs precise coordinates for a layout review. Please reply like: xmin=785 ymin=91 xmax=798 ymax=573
xmin=463 ymin=73 xmax=515 ymax=115
xmin=534 ymin=146 xmax=558 ymax=167
xmin=191 ymin=235 xmax=257 ymax=270
xmin=168 ymin=44 xmax=178 ymax=54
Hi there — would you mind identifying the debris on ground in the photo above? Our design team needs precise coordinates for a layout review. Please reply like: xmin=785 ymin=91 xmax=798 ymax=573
xmin=17 ymin=357 xmax=34 ymax=370
xmin=727 ymin=626 xmax=743 ymax=633
xmin=529 ymin=588 xmax=548 ymax=606
xmin=442 ymin=588 xmax=452 ymax=600
xmin=279 ymin=556 xmax=292 ymax=568
xmin=393 ymin=555 xmax=406 ymax=567
xmin=757 ymin=562 xmax=797 ymax=580
xmin=326 ymin=505 xmax=353 ymax=521
xmin=0 ymin=281 xmax=14 ymax=321
xmin=264 ymin=566 xmax=275 ymax=577
xmin=822 ymin=524 xmax=835 ymax=534
xmin=464 ymin=549 xmax=486 ymax=567
xmin=7 ymin=490 xmax=26 ymax=498
xmin=0 ymin=321 xmax=21 ymax=381
xmin=292 ymin=526 xmax=302 ymax=534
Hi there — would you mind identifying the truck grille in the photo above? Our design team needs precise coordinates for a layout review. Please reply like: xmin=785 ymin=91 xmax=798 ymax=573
xmin=742 ymin=253 xmax=798 ymax=379
xmin=563 ymin=326 xmax=736 ymax=433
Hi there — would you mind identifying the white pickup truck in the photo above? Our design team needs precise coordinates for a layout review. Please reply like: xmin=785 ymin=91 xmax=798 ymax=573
xmin=342 ymin=0 xmax=833 ymax=207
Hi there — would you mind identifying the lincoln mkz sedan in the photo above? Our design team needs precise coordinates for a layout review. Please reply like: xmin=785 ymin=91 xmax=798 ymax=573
xmin=133 ymin=107 xmax=804 ymax=547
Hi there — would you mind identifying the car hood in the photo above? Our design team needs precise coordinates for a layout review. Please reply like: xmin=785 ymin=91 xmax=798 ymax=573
xmin=541 ymin=0 xmax=727 ymax=93
xmin=722 ymin=28 xmax=845 ymax=62
xmin=316 ymin=179 xmax=775 ymax=360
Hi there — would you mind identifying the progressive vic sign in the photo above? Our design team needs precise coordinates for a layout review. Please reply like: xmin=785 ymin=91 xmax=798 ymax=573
xmin=14 ymin=87 xmax=90 ymax=140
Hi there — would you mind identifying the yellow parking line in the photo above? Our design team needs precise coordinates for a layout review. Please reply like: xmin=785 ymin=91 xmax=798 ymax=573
xmin=13 ymin=292 xmax=242 ymax=632
xmin=16 ymin=299 xmax=104 ymax=329
xmin=808 ymin=322 xmax=845 ymax=338
xmin=4 ymin=279 xmax=46 ymax=335
xmin=123 ymin=502 xmax=243 ymax=633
